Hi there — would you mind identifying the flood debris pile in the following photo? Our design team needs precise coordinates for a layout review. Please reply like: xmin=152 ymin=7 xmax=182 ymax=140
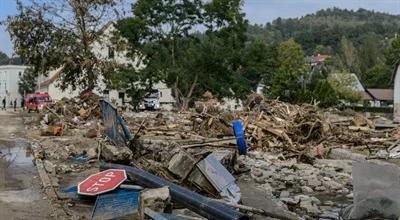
xmin=24 ymin=91 xmax=106 ymax=186
xmin=189 ymin=93 xmax=330 ymax=163
xmin=23 ymin=92 xmax=400 ymax=220
xmin=34 ymin=90 xmax=102 ymax=137
xmin=242 ymin=98 xmax=330 ymax=162
xmin=123 ymin=93 xmax=376 ymax=165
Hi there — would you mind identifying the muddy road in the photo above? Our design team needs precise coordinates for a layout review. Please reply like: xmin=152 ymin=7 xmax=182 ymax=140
xmin=0 ymin=110 xmax=53 ymax=219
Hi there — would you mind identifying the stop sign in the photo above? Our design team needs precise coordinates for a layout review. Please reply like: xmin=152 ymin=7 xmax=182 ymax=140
xmin=78 ymin=169 xmax=127 ymax=196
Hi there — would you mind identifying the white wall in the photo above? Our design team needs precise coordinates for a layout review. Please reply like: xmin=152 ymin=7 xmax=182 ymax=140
xmin=220 ymin=98 xmax=243 ymax=111
xmin=0 ymin=65 xmax=27 ymax=107
xmin=155 ymin=82 xmax=175 ymax=104
xmin=91 ymin=24 xmax=135 ymax=66
xmin=394 ymin=64 xmax=400 ymax=122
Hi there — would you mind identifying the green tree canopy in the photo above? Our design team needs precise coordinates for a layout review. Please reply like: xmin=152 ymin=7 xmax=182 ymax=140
xmin=0 ymin=51 xmax=9 ymax=65
xmin=386 ymin=37 xmax=400 ymax=68
xmin=269 ymin=39 xmax=307 ymax=102
xmin=7 ymin=0 xmax=124 ymax=91
xmin=116 ymin=0 xmax=249 ymax=109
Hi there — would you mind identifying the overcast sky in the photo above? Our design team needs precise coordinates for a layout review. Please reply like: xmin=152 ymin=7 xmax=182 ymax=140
xmin=1 ymin=0 xmax=399 ymax=56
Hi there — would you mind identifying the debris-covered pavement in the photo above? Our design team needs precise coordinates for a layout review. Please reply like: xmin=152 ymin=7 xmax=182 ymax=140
xmin=0 ymin=110 xmax=54 ymax=220
xmin=20 ymin=92 xmax=400 ymax=220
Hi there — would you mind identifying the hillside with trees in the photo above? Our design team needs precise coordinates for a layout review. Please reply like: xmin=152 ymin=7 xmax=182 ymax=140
xmin=247 ymin=8 xmax=400 ymax=89
xmin=114 ymin=6 xmax=400 ymax=107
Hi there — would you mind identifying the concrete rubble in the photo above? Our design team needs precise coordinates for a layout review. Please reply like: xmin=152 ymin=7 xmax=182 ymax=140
xmin=140 ymin=186 xmax=171 ymax=219
xmin=21 ymin=92 xmax=400 ymax=219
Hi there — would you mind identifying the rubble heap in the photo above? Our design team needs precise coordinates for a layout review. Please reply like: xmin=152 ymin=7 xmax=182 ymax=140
xmin=122 ymin=93 xmax=394 ymax=164
xmin=35 ymin=90 xmax=101 ymax=136
xmin=23 ymin=92 xmax=400 ymax=219
xmin=46 ymin=90 xmax=101 ymax=123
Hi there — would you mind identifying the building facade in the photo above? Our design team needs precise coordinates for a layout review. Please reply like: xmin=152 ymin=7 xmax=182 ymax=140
xmin=0 ymin=65 xmax=27 ymax=107
xmin=394 ymin=63 xmax=400 ymax=122
xmin=362 ymin=89 xmax=394 ymax=107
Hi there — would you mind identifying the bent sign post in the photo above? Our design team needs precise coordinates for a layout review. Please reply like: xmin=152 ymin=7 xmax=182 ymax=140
xmin=78 ymin=169 xmax=127 ymax=196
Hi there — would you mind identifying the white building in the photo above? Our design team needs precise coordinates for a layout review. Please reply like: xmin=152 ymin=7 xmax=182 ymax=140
xmin=36 ymin=22 xmax=175 ymax=109
xmin=0 ymin=65 xmax=27 ymax=107
xmin=394 ymin=63 xmax=400 ymax=122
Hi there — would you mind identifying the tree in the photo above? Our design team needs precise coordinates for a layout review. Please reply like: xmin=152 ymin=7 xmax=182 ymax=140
xmin=363 ymin=64 xmax=391 ymax=88
xmin=0 ymin=51 xmax=8 ymax=65
xmin=386 ymin=37 xmax=400 ymax=69
xmin=313 ymin=80 xmax=338 ymax=107
xmin=6 ymin=0 xmax=123 ymax=91
xmin=358 ymin=33 xmax=382 ymax=77
xmin=327 ymin=72 xmax=362 ymax=103
xmin=116 ymin=0 xmax=248 ymax=109
xmin=240 ymin=41 xmax=278 ymax=91
xmin=117 ymin=0 xmax=203 ymax=109
xmin=269 ymin=39 xmax=307 ymax=102
xmin=110 ymin=66 xmax=148 ymax=110
xmin=339 ymin=36 xmax=359 ymax=75
xmin=313 ymin=45 xmax=333 ymax=55
xmin=18 ymin=70 xmax=37 ymax=96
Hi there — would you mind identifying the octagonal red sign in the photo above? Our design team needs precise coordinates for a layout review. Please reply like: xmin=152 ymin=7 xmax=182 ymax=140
xmin=78 ymin=169 xmax=127 ymax=196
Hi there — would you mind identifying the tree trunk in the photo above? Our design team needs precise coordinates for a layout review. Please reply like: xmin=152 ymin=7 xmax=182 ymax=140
xmin=182 ymin=74 xmax=198 ymax=110
xmin=173 ymin=76 xmax=182 ymax=108
xmin=182 ymin=97 xmax=190 ymax=110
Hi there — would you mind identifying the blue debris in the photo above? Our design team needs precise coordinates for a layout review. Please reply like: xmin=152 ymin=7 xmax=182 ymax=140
xmin=61 ymin=185 xmax=94 ymax=201
xmin=232 ymin=120 xmax=247 ymax=155
xmin=100 ymin=99 xmax=133 ymax=146
xmin=62 ymin=185 xmax=78 ymax=193
xmin=91 ymin=189 xmax=140 ymax=220
xmin=70 ymin=155 xmax=88 ymax=163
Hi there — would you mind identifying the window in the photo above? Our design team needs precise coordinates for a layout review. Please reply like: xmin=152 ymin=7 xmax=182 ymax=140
xmin=118 ymin=92 xmax=125 ymax=104
xmin=108 ymin=46 xmax=115 ymax=59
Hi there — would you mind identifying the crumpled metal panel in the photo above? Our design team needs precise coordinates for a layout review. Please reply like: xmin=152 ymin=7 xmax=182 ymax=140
xmin=99 ymin=99 xmax=127 ymax=145
xmin=197 ymin=154 xmax=241 ymax=203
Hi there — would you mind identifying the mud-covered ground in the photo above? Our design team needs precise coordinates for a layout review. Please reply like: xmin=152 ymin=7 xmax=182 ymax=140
xmin=0 ymin=110 xmax=54 ymax=220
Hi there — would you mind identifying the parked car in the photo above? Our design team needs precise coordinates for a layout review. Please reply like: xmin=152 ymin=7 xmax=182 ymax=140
xmin=24 ymin=93 xmax=53 ymax=112
xmin=139 ymin=89 xmax=161 ymax=111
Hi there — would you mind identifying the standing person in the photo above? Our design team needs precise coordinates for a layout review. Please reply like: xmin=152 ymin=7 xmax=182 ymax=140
xmin=13 ymin=98 xmax=17 ymax=111
xmin=2 ymin=97 xmax=5 ymax=110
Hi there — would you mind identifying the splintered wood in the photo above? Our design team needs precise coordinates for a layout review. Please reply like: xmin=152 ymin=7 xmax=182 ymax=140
xmin=124 ymin=93 xmax=398 ymax=163
xmin=187 ymin=93 xmax=397 ymax=163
